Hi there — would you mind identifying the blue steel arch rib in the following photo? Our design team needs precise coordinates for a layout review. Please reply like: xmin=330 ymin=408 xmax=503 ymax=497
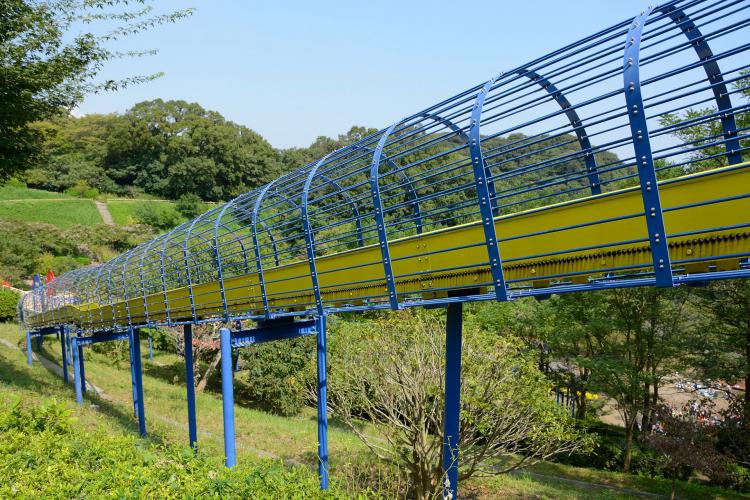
xmin=660 ymin=4 xmax=743 ymax=165
xmin=469 ymin=75 xmax=509 ymax=302
xmin=371 ymin=125 xmax=401 ymax=310
xmin=228 ymin=202 xmax=278 ymax=267
xmin=416 ymin=112 xmax=501 ymax=217
xmin=319 ymin=173 xmax=365 ymax=246
xmin=252 ymin=180 xmax=282 ymax=318
xmin=90 ymin=263 xmax=106 ymax=329
xmin=183 ymin=211 xmax=211 ymax=321
xmin=624 ymin=8 xmax=674 ymax=287
xmin=137 ymin=236 xmax=161 ymax=325
xmin=106 ymin=254 xmax=127 ymax=328
xmin=303 ymin=153 xmax=337 ymax=315
xmin=120 ymin=250 xmax=134 ymax=325
xmin=516 ymin=68 xmax=602 ymax=195
xmin=214 ymin=199 xmax=239 ymax=321
xmin=355 ymin=144 xmax=424 ymax=235
xmin=160 ymin=224 xmax=189 ymax=325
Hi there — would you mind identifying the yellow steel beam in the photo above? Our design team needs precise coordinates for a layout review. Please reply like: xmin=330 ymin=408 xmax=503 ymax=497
xmin=27 ymin=163 xmax=750 ymax=329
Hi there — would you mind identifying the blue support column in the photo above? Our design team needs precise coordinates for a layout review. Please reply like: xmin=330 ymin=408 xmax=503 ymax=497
xmin=148 ymin=335 xmax=153 ymax=363
xmin=72 ymin=336 xmax=83 ymax=405
xmin=220 ymin=327 xmax=236 ymax=467
xmin=316 ymin=315 xmax=330 ymax=490
xmin=129 ymin=328 xmax=138 ymax=417
xmin=132 ymin=328 xmax=146 ymax=436
xmin=443 ymin=302 xmax=463 ymax=499
xmin=77 ymin=340 xmax=86 ymax=394
xmin=67 ymin=333 xmax=73 ymax=370
xmin=26 ymin=331 xmax=32 ymax=366
xmin=184 ymin=324 xmax=198 ymax=449
xmin=60 ymin=326 xmax=68 ymax=383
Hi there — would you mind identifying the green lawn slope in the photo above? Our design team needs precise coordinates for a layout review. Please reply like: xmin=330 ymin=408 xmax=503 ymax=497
xmin=0 ymin=322 xmax=743 ymax=499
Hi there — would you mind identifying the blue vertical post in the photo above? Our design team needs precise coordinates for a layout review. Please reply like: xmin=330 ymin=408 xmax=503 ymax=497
xmin=67 ymin=333 xmax=72 ymax=369
xmin=72 ymin=337 xmax=83 ymax=405
xmin=148 ymin=335 xmax=153 ymax=363
xmin=443 ymin=302 xmax=463 ymax=499
xmin=132 ymin=328 xmax=146 ymax=436
xmin=26 ymin=331 xmax=32 ymax=365
xmin=184 ymin=324 xmax=198 ymax=449
xmin=128 ymin=327 xmax=138 ymax=417
xmin=60 ymin=326 xmax=68 ymax=383
xmin=316 ymin=315 xmax=330 ymax=490
xmin=220 ymin=327 xmax=236 ymax=467
xmin=78 ymin=341 xmax=86 ymax=394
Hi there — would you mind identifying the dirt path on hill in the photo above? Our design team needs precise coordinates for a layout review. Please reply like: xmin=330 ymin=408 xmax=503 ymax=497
xmin=95 ymin=201 xmax=115 ymax=225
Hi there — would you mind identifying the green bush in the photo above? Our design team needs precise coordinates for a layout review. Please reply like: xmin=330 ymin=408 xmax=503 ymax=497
xmin=235 ymin=336 xmax=315 ymax=416
xmin=0 ymin=399 xmax=345 ymax=498
xmin=64 ymin=180 xmax=99 ymax=199
xmin=134 ymin=203 xmax=182 ymax=230
xmin=0 ymin=288 xmax=19 ymax=321
xmin=176 ymin=193 xmax=203 ymax=219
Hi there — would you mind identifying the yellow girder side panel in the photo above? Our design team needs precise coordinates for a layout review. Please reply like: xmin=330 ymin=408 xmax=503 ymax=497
xmin=26 ymin=164 xmax=750 ymax=330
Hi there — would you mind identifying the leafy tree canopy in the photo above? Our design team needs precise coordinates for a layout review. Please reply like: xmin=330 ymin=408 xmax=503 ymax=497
xmin=0 ymin=0 xmax=192 ymax=181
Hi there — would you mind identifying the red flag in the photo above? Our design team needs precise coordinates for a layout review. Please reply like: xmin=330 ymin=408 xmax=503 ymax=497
xmin=46 ymin=271 xmax=56 ymax=297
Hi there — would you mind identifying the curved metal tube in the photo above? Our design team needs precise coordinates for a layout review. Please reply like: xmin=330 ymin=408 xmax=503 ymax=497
xmin=661 ymin=4 xmax=742 ymax=165
xmin=417 ymin=111 xmax=496 ymax=217
xmin=469 ymin=75 xmax=509 ymax=301
xmin=370 ymin=124 xmax=401 ymax=310
xmin=252 ymin=180 xmax=283 ymax=318
xmin=302 ymin=153 xmax=336 ymax=315
xmin=517 ymin=68 xmax=602 ymax=195
xmin=214 ymin=199 xmax=238 ymax=320
xmin=320 ymin=173 xmax=365 ymax=246
xmin=183 ymin=211 xmax=211 ymax=321
xmin=623 ymin=8 xmax=674 ymax=287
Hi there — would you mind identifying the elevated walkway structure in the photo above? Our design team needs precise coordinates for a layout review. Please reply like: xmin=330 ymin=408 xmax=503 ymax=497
xmin=18 ymin=1 xmax=750 ymax=496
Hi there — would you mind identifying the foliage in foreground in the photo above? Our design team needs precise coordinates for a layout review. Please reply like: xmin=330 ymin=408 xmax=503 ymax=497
xmin=326 ymin=310 xmax=590 ymax=499
xmin=0 ymin=398 xmax=347 ymax=499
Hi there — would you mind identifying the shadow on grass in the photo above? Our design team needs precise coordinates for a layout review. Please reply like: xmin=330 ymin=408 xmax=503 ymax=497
xmin=142 ymin=359 xmax=186 ymax=385
xmin=0 ymin=348 xmax=174 ymax=449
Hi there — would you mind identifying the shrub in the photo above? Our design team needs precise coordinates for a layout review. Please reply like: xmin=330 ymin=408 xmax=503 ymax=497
xmin=235 ymin=336 xmax=315 ymax=416
xmin=176 ymin=193 xmax=203 ymax=219
xmin=64 ymin=180 xmax=99 ymax=199
xmin=0 ymin=399 xmax=343 ymax=498
xmin=134 ymin=203 xmax=182 ymax=230
xmin=0 ymin=288 xmax=19 ymax=321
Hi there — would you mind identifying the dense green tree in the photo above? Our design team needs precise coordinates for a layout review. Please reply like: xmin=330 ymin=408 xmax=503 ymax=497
xmin=104 ymin=99 xmax=282 ymax=200
xmin=0 ymin=0 xmax=192 ymax=181
xmin=24 ymin=113 xmax=118 ymax=193
xmin=279 ymin=125 xmax=378 ymax=171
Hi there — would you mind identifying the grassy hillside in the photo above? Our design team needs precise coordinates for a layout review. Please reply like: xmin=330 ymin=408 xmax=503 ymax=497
xmin=0 ymin=184 xmax=217 ymax=228
xmin=106 ymin=199 xmax=178 ymax=226
xmin=0 ymin=199 xmax=102 ymax=228
xmin=0 ymin=185 xmax=102 ymax=228
xmin=0 ymin=331 xmax=339 ymax=497
xmin=0 ymin=322 xmax=742 ymax=499
xmin=107 ymin=199 xmax=216 ymax=226
xmin=0 ymin=185 xmax=74 ymax=200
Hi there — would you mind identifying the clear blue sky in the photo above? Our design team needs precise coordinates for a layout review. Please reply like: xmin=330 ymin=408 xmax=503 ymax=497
xmin=77 ymin=1 xmax=649 ymax=149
